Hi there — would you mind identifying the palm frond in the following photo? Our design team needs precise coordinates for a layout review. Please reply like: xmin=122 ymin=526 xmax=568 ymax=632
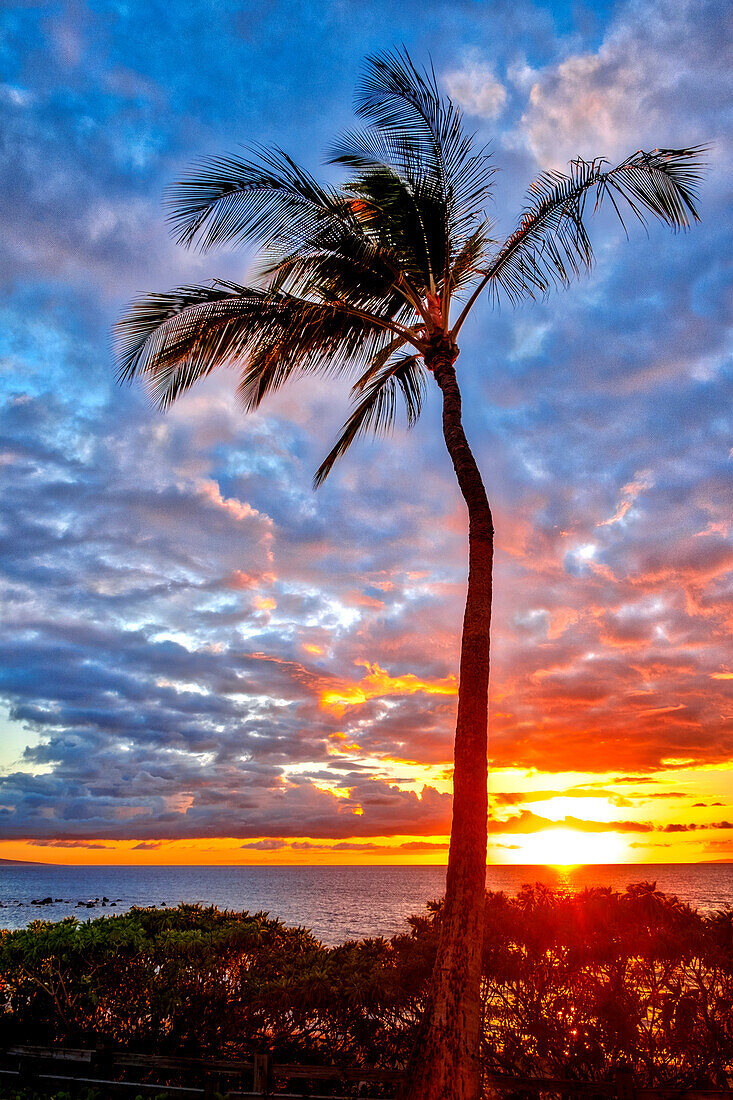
xmin=595 ymin=146 xmax=706 ymax=231
xmin=165 ymin=145 xmax=355 ymax=253
xmin=234 ymin=294 xmax=404 ymax=412
xmin=346 ymin=48 xmax=496 ymax=260
xmin=488 ymin=161 xmax=597 ymax=305
xmin=115 ymin=282 xmax=414 ymax=412
xmin=314 ymin=353 xmax=425 ymax=486
xmin=331 ymin=124 xmax=416 ymax=179
xmin=266 ymin=243 xmax=417 ymax=319
xmin=452 ymin=145 xmax=707 ymax=329
xmin=344 ymin=165 xmax=445 ymax=289
xmin=446 ymin=223 xmax=492 ymax=296
xmin=351 ymin=334 xmax=408 ymax=389
xmin=114 ymin=282 xmax=256 ymax=389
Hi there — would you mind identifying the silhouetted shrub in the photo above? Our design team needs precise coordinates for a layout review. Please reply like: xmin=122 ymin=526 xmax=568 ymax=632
xmin=480 ymin=883 xmax=733 ymax=1087
xmin=1 ymin=885 xmax=731 ymax=1086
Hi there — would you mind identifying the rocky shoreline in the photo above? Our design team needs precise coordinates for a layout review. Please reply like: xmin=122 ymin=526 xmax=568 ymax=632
xmin=0 ymin=896 xmax=172 ymax=911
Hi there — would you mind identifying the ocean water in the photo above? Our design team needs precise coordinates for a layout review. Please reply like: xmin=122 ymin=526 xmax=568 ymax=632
xmin=1 ymin=863 xmax=731 ymax=944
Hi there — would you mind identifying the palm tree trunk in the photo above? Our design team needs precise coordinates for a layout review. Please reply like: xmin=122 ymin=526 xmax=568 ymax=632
xmin=402 ymin=346 xmax=493 ymax=1100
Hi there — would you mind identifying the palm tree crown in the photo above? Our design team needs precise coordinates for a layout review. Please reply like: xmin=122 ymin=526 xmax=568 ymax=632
xmin=115 ymin=49 xmax=703 ymax=482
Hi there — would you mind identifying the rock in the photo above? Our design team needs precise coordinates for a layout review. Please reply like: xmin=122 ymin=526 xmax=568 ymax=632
xmin=110 ymin=902 xmax=117 ymax=906
xmin=32 ymin=897 xmax=53 ymax=905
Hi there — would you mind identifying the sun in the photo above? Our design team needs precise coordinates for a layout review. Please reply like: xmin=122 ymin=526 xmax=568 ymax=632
xmin=509 ymin=828 xmax=626 ymax=866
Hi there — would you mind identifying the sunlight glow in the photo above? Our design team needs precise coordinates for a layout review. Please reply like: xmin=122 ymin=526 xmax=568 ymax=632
xmin=320 ymin=661 xmax=457 ymax=715
xmin=507 ymin=827 xmax=626 ymax=866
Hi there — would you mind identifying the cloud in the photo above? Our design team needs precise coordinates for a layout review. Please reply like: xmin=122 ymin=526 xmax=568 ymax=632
xmin=29 ymin=839 xmax=113 ymax=850
xmin=443 ymin=53 xmax=507 ymax=119
xmin=494 ymin=811 xmax=654 ymax=834
xmin=291 ymin=840 xmax=386 ymax=851
xmin=491 ymin=785 xmax=686 ymax=807
xmin=521 ymin=0 xmax=731 ymax=169
xmin=398 ymin=840 xmax=449 ymax=851
xmin=320 ymin=661 xmax=458 ymax=715
xmin=240 ymin=839 xmax=289 ymax=851
xmin=240 ymin=838 xmax=448 ymax=852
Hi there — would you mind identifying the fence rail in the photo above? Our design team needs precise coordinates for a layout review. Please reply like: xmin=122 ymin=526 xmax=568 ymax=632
xmin=1 ymin=1045 xmax=731 ymax=1100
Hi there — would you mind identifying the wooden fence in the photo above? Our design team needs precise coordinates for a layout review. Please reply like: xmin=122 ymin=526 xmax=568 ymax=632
xmin=1 ymin=1045 xmax=731 ymax=1100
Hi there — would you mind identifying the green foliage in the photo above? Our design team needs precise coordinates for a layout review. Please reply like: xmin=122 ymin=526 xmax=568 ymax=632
xmin=2 ymin=887 xmax=731 ymax=1086
xmin=0 ymin=903 xmax=427 ymax=1068
xmin=0 ymin=905 xmax=320 ymax=1055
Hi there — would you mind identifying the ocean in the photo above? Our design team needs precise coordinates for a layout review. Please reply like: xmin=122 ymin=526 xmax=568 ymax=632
xmin=1 ymin=863 xmax=731 ymax=944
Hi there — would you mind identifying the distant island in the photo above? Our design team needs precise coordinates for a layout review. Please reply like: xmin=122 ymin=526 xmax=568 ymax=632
xmin=0 ymin=857 xmax=49 ymax=866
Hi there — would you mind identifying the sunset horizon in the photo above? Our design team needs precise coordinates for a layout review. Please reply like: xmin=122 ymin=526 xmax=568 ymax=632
xmin=1 ymin=0 xmax=730 ymax=917
xmin=3 ymin=754 xmax=732 ymax=868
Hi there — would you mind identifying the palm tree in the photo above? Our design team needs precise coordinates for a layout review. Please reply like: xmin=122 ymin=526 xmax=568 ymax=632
xmin=115 ymin=49 xmax=703 ymax=1100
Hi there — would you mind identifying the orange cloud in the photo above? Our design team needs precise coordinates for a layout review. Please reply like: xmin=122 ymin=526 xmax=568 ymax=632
xmin=597 ymin=474 xmax=652 ymax=527
xmin=345 ymin=589 xmax=385 ymax=609
xmin=225 ymin=569 xmax=276 ymax=589
xmin=320 ymin=660 xmax=458 ymax=715
xmin=327 ymin=731 xmax=361 ymax=754
xmin=253 ymin=595 xmax=277 ymax=610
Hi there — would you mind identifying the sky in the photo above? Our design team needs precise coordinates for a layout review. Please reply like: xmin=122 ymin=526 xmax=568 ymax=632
xmin=0 ymin=0 xmax=731 ymax=867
